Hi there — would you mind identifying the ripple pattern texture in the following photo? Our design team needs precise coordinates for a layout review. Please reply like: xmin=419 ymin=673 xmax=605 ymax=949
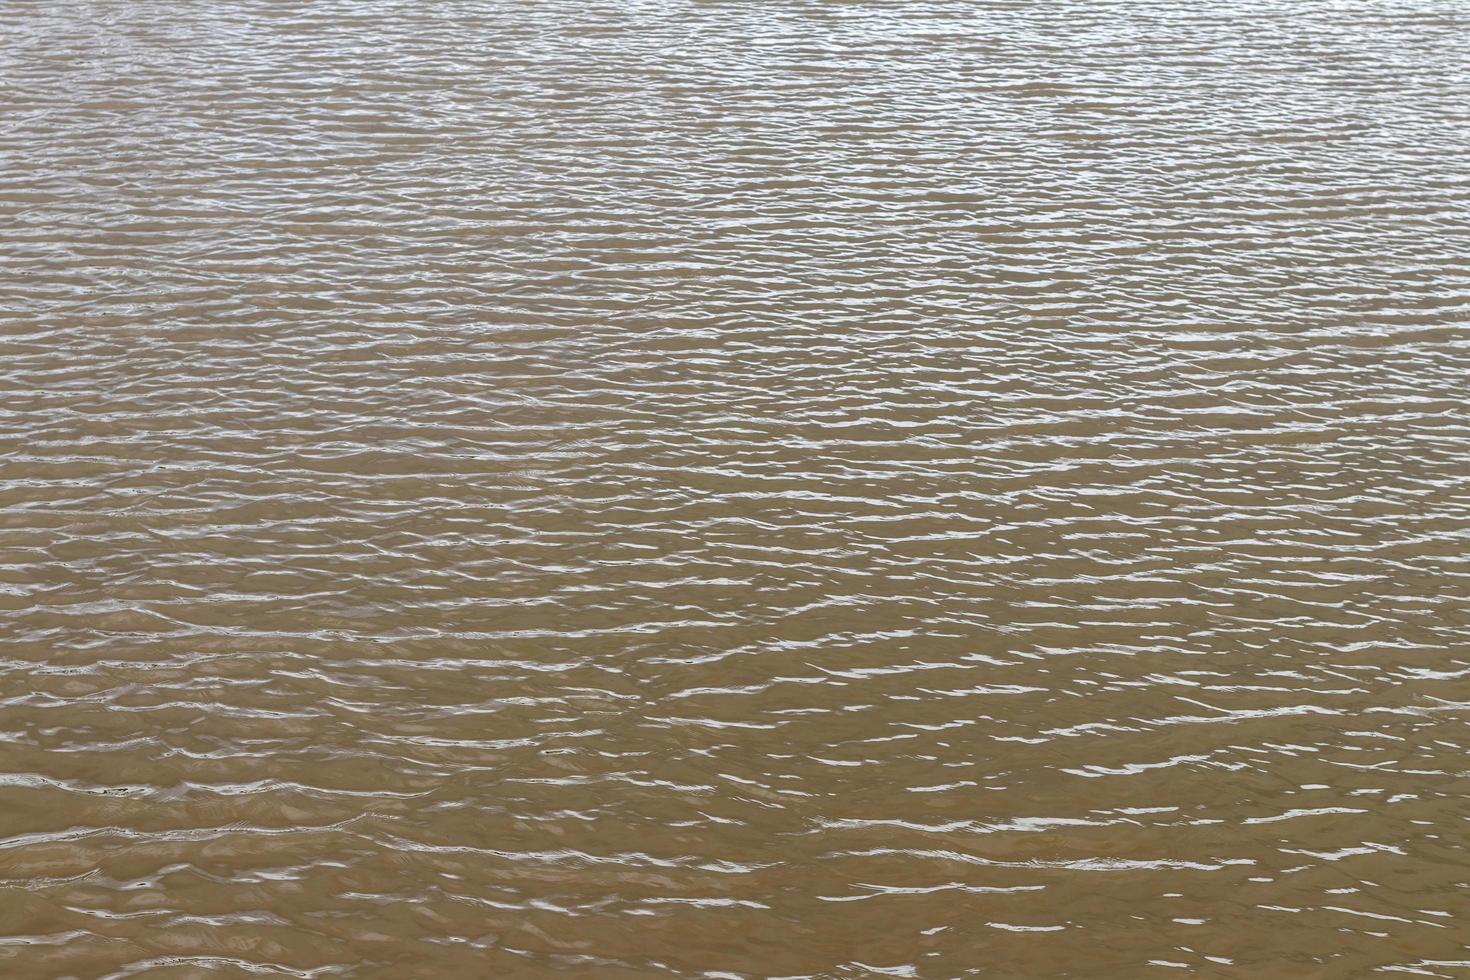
xmin=4 ymin=1 xmax=1470 ymax=977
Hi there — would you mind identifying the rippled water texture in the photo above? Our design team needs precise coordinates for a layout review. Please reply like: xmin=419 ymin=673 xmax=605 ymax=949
xmin=4 ymin=0 xmax=1470 ymax=976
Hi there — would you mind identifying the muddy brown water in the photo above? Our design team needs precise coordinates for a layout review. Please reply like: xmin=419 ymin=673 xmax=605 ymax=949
xmin=4 ymin=1 xmax=1470 ymax=977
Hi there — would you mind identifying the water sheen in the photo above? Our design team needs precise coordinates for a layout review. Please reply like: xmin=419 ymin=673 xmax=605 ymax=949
xmin=4 ymin=1 xmax=1470 ymax=976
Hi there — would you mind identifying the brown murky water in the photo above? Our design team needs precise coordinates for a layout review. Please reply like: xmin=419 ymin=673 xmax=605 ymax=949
xmin=4 ymin=1 xmax=1470 ymax=976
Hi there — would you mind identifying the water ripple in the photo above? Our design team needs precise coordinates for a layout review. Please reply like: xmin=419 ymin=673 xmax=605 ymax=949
xmin=3 ymin=0 xmax=1470 ymax=976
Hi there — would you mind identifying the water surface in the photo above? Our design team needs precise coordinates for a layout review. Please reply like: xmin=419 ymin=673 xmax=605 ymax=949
xmin=4 ymin=1 xmax=1470 ymax=976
